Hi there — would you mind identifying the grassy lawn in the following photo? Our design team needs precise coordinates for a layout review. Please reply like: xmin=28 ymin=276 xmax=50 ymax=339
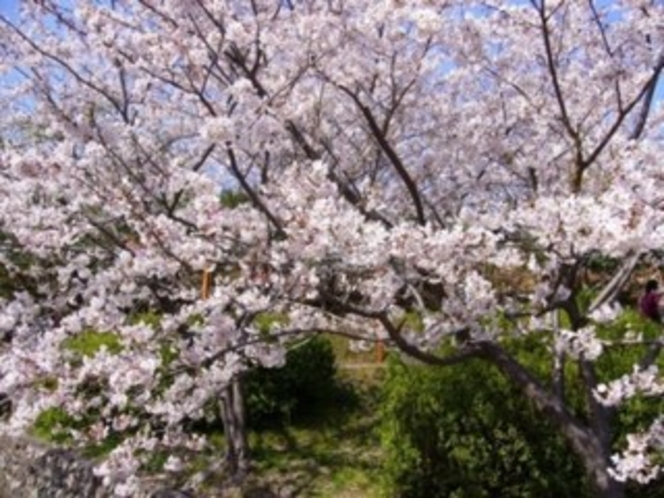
xmin=189 ymin=345 xmax=387 ymax=497
xmin=244 ymin=367 xmax=385 ymax=498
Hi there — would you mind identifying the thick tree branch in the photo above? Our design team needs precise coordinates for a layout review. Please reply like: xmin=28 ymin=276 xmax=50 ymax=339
xmin=579 ymin=358 xmax=614 ymax=455
xmin=337 ymin=85 xmax=426 ymax=226
xmin=377 ymin=313 xmax=481 ymax=366
xmin=630 ymin=51 xmax=664 ymax=141
xmin=477 ymin=340 xmax=617 ymax=486
xmin=589 ymin=252 xmax=640 ymax=312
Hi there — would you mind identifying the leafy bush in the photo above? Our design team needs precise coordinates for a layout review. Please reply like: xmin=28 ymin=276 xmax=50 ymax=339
xmin=244 ymin=335 xmax=356 ymax=428
xmin=380 ymin=357 xmax=587 ymax=498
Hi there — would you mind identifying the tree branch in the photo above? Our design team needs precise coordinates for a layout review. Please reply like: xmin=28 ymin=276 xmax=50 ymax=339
xmin=588 ymin=251 xmax=640 ymax=312
xmin=337 ymin=85 xmax=426 ymax=226
xmin=226 ymin=145 xmax=286 ymax=239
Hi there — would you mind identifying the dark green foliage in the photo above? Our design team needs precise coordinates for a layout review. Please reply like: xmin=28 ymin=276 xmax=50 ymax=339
xmin=586 ymin=255 xmax=620 ymax=274
xmin=244 ymin=336 xmax=357 ymax=428
xmin=220 ymin=190 xmax=250 ymax=209
xmin=380 ymin=357 xmax=587 ymax=498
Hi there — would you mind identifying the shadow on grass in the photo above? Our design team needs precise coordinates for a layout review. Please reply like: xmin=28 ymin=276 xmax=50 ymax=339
xmin=246 ymin=394 xmax=383 ymax=497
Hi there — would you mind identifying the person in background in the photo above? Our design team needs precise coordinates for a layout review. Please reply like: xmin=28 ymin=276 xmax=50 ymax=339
xmin=639 ymin=279 xmax=662 ymax=323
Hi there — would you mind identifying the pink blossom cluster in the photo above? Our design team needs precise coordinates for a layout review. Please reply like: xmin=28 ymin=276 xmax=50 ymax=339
xmin=0 ymin=0 xmax=663 ymax=493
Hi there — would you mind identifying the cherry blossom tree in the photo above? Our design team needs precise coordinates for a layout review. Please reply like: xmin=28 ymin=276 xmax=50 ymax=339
xmin=0 ymin=1 xmax=664 ymax=496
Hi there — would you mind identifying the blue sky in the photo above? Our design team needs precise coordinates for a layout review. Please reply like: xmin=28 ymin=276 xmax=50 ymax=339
xmin=0 ymin=0 xmax=19 ymax=18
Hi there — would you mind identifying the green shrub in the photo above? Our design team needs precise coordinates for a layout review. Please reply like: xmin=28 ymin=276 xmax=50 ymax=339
xmin=380 ymin=357 xmax=587 ymax=498
xmin=244 ymin=336 xmax=357 ymax=428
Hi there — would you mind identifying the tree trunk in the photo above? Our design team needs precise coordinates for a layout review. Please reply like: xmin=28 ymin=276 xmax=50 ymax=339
xmin=592 ymin=466 xmax=624 ymax=498
xmin=571 ymin=432 xmax=625 ymax=498
xmin=219 ymin=376 xmax=249 ymax=479
xmin=478 ymin=342 xmax=625 ymax=498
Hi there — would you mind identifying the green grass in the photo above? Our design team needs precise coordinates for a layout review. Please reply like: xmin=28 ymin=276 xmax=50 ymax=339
xmin=126 ymin=336 xmax=388 ymax=496
xmin=246 ymin=386 xmax=384 ymax=497
xmin=248 ymin=338 xmax=385 ymax=496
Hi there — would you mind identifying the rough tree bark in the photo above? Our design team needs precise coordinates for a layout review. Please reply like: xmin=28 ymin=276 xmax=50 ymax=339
xmin=219 ymin=376 xmax=249 ymax=479
xmin=479 ymin=342 xmax=625 ymax=498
